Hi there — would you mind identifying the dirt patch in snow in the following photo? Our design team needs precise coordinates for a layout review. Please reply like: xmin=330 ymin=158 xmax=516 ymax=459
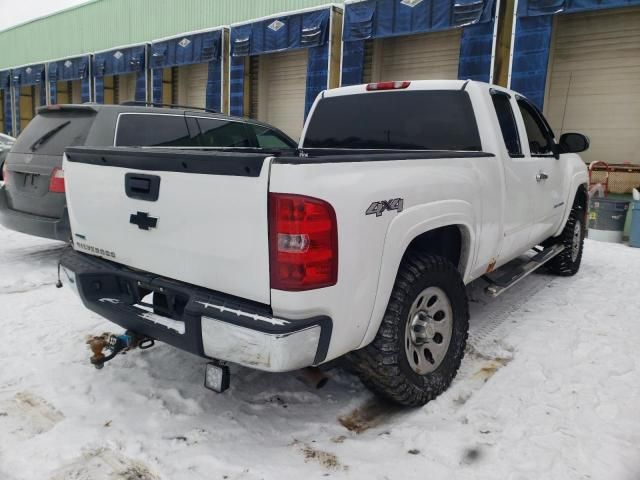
xmin=293 ymin=441 xmax=346 ymax=471
xmin=51 ymin=448 xmax=160 ymax=480
xmin=338 ymin=398 xmax=404 ymax=433
xmin=0 ymin=391 xmax=64 ymax=439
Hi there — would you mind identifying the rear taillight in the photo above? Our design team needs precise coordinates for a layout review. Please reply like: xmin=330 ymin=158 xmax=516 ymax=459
xmin=269 ymin=193 xmax=338 ymax=291
xmin=366 ymin=81 xmax=411 ymax=91
xmin=49 ymin=167 xmax=65 ymax=193
xmin=1 ymin=162 xmax=8 ymax=185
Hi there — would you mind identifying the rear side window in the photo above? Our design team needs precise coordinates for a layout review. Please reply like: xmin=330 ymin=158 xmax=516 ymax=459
xmin=11 ymin=111 xmax=95 ymax=155
xmin=115 ymin=114 xmax=268 ymax=148
xmin=116 ymin=114 xmax=199 ymax=147
xmin=247 ymin=124 xmax=296 ymax=148
xmin=195 ymin=118 xmax=251 ymax=148
xmin=491 ymin=92 xmax=522 ymax=157
xmin=303 ymin=90 xmax=482 ymax=151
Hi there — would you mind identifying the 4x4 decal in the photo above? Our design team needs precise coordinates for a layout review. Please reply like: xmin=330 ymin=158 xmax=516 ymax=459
xmin=366 ymin=198 xmax=404 ymax=217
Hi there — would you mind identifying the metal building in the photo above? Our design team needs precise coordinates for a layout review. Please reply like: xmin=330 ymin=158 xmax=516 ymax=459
xmin=341 ymin=0 xmax=500 ymax=88
xmin=229 ymin=5 xmax=343 ymax=139
xmin=93 ymin=44 xmax=147 ymax=104
xmin=0 ymin=70 xmax=11 ymax=135
xmin=12 ymin=63 xmax=46 ymax=134
xmin=509 ymin=0 xmax=640 ymax=166
xmin=48 ymin=55 xmax=92 ymax=105
xmin=150 ymin=27 xmax=227 ymax=112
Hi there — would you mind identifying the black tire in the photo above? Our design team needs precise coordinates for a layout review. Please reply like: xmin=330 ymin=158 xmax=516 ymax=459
xmin=348 ymin=253 xmax=469 ymax=407
xmin=546 ymin=203 xmax=585 ymax=276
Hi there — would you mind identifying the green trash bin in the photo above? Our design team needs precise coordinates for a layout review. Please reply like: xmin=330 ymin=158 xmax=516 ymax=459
xmin=588 ymin=197 xmax=630 ymax=243
xmin=630 ymin=201 xmax=640 ymax=248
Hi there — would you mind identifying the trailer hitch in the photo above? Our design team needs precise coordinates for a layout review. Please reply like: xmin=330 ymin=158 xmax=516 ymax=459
xmin=86 ymin=331 xmax=155 ymax=369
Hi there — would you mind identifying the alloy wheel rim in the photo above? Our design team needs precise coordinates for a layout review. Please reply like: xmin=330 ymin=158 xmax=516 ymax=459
xmin=404 ymin=286 xmax=453 ymax=375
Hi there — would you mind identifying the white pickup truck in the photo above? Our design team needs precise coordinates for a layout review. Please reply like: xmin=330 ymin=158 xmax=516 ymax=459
xmin=60 ymin=80 xmax=589 ymax=406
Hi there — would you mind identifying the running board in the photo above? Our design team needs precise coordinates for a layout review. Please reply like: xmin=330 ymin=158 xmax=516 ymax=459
xmin=484 ymin=244 xmax=565 ymax=298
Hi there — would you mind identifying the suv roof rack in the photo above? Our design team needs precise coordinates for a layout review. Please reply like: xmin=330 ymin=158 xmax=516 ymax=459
xmin=119 ymin=101 xmax=218 ymax=114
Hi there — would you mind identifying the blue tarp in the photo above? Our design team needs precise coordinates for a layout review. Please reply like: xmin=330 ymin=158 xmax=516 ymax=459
xmin=341 ymin=0 xmax=497 ymax=87
xmin=12 ymin=64 xmax=46 ymax=133
xmin=48 ymin=55 xmax=91 ymax=104
xmin=511 ymin=0 xmax=640 ymax=109
xmin=93 ymin=45 xmax=146 ymax=103
xmin=229 ymin=8 xmax=331 ymax=117
xmin=0 ymin=70 xmax=11 ymax=135
xmin=343 ymin=0 xmax=495 ymax=42
xmin=230 ymin=9 xmax=330 ymax=57
xmin=517 ymin=0 xmax=640 ymax=17
xmin=150 ymin=29 xmax=223 ymax=111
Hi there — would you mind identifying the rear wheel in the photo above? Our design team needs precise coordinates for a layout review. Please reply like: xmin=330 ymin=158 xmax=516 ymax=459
xmin=546 ymin=204 xmax=585 ymax=276
xmin=348 ymin=253 xmax=469 ymax=407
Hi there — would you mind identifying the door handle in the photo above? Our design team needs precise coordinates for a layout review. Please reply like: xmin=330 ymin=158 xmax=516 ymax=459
xmin=536 ymin=172 xmax=549 ymax=182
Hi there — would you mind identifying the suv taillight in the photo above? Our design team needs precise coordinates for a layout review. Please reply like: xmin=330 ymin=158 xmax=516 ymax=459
xmin=269 ymin=193 xmax=338 ymax=291
xmin=49 ymin=167 xmax=65 ymax=193
xmin=1 ymin=162 xmax=8 ymax=185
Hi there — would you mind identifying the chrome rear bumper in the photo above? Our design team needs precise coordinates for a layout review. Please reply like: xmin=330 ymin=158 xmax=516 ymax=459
xmin=60 ymin=249 xmax=332 ymax=372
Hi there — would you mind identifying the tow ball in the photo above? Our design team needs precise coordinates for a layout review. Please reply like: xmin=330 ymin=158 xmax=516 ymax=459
xmin=86 ymin=331 xmax=155 ymax=369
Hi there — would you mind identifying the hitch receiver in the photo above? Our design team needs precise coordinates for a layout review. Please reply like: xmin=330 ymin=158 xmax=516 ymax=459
xmin=87 ymin=331 xmax=154 ymax=369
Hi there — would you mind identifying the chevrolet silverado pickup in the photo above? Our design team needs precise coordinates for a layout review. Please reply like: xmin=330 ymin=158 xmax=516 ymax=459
xmin=60 ymin=80 xmax=590 ymax=406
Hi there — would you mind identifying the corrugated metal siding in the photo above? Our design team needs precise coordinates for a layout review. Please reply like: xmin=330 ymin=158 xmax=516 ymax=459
xmin=0 ymin=0 xmax=334 ymax=69
xmin=545 ymin=7 xmax=640 ymax=165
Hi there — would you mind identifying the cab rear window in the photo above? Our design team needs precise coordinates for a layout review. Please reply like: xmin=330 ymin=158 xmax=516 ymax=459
xmin=11 ymin=111 xmax=96 ymax=155
xmin=303 ymin=90 xmax=482 ymax=151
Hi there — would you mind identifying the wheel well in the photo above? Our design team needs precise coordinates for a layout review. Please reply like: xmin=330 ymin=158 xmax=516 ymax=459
xmin=574 ymin=183 xmax=588 ymax=211
xmin=404 ymin=225 xmax=468 ymax=273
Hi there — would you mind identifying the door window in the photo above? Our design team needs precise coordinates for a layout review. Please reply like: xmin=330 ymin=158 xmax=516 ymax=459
xmin=517 ymin=100 xmax=554 ymax=156
xmin=247 ymin=124 xmax=296 ymax=148
xmin=195 ymin=118 xmax=252 ymax=148
xmin=491 ymin=92 xmax=522 ymax=157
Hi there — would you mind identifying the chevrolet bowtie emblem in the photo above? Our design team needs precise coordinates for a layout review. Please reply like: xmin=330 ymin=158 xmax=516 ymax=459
xmin=130 ymin=211 xmax=158 ymax=230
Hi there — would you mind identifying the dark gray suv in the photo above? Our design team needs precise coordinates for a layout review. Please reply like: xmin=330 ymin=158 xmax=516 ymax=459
xmin=0 ymin=104 xmax=296 ymax=241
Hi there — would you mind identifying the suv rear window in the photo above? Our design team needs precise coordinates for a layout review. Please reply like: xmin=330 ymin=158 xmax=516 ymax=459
xmin=12 ymin=111 xmax=96 ymax=155
xmin=303 ymin=90 xmax=482 ymax=151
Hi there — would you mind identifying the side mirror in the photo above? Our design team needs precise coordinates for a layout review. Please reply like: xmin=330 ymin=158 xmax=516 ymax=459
xmin=559 ymin=133 xmax=590 ymax=154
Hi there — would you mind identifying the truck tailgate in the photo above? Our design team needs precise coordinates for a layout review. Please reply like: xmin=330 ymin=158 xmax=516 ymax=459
xmin=63 ymin=147 xmax=272 ymax=304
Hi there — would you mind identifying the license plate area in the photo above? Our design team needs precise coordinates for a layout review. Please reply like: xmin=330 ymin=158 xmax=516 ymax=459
xmin=80 ymin=272 xmax=189 ymax=322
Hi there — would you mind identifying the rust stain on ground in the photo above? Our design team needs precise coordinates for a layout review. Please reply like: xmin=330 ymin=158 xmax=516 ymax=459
xmin=338 ymin=398 xmax=403 ymax=434
xmin=474 ymin=357 xmax=512 ymax=382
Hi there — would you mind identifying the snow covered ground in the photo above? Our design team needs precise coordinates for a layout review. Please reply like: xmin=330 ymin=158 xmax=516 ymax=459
xmin=1 ymin=225 xmax=639 ymax=480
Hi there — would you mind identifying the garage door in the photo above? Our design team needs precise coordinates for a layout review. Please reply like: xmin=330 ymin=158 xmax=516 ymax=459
xmin=545 ymin=7 xmax=640 ymax=165
xmin=369 ymin=29 xmax=462 ymax=82
xmin=176 ymin=63 xmax=208 ymax=109
xmin=118 ymin=73 xmax=138 ymax=103
xmin=71 ymin=80 xmax=82 ymax=104
xmin=255 ymin=49 xmax=308 ymax=140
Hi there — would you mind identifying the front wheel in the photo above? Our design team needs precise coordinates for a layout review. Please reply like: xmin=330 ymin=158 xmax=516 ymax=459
xmin=348 ymin=253 xmax=469 ymax=407
xmin=546 ymin=204 xmax=585 ymax=276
